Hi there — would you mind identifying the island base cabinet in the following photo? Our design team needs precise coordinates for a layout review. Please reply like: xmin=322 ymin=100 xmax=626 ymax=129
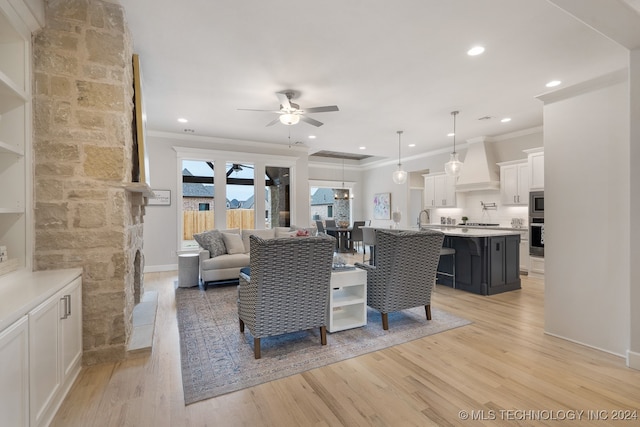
xmin=29 ymin=277 xmax=82 ymax=427
xmin=441 ymin=235 xmax=521 ymax=295
xmin=0 ymin=316 xmax=29 ymax=427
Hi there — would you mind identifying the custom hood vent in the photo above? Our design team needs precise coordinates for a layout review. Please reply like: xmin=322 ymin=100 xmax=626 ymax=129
xmin=455 ymin=137 xmax=500 ymax=192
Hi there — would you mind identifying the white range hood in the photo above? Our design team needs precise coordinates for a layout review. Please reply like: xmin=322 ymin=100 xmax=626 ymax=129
xmin=455 ymin=136 xmax=500 ymax=192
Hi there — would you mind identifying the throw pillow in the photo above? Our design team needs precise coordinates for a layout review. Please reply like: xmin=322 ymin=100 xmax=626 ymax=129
xmin=222 ymin=232 xmax=245 ymax=254
xmin=193 ymin=229 xmax=227 ymax=257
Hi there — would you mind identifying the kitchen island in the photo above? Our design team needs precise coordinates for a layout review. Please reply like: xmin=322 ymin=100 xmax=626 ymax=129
xmin=365 ymin=226 xmax=521 ymax=295
xmin=426 ymin=226 xmax=521 ymax=295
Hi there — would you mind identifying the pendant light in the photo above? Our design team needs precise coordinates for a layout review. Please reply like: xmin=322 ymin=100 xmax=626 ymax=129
xmin=392 ymin=130 xmax=407 ymax=184
xmin=444 ymin=111 xmax=463 ymax=177
xmin=335 ymin=158 xmax=349 ymax=200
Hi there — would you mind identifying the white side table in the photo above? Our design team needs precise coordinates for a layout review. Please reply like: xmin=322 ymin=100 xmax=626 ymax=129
xmin=327 ymin=268 xmax=367 ymax=332
xmin=178 ymin=253 xmax=200 ymax=287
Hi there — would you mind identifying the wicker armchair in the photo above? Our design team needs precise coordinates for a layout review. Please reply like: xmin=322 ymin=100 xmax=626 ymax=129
xmin=355 ymin=229 xmax=444 ymax=330
xmin=238 ymin=234 xmax=335 ymax=358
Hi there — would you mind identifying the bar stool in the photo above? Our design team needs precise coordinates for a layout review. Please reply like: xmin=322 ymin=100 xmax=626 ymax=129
xmin=437 ymin=247 xmax=456 ymax=288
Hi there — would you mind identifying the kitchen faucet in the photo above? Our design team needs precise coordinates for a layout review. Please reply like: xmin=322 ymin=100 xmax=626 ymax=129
xmin=418 ymin=209 xmax=430 ymax=228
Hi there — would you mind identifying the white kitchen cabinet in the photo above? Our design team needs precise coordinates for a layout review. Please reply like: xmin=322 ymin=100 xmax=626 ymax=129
xmin=29 ymin=276 xmax=82 ymax=427
xmin=0 ymin=315 xmax=29 ymax=427
xmin=499 ymin=161 xmax=529 ymax=205
xmin=525 ymin=148 xmax=544 ymax=190
xmin=519 ymin=230 xmax=529 ymax=273
xmin=529 ymin=255 xmax=545 ymax=279
xmin=423 ymin=173 xmax=456 ymax=208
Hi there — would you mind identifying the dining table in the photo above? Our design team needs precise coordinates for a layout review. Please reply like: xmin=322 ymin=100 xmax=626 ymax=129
xmin=325 ymin=226 xmax=353 ymax=253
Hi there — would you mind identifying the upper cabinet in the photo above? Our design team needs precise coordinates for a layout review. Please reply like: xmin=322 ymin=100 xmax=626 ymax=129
xmin=525 ymin=147 xmax=544 ymax=190
xmin=498 ymin=160 xmax=529 ymax=205
xmin=0 ymin=1 xmax=40 ymax=274
xmin=423 ymin=173 xmax=456 ymax=208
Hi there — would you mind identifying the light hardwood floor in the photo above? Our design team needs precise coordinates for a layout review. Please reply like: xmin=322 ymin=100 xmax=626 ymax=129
xmin=52 ymin=253 xmax=640 ymax=426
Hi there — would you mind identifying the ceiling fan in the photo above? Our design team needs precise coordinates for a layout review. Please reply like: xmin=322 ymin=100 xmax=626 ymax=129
xmin=239 ymin=91 xmax=339 ymax=127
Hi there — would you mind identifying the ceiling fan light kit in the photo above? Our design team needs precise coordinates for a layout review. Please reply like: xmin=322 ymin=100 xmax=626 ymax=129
xmin=392 ymin=130 xmax=407 ymax=184
xmin=239 ymin=90 xmax=339 ymax=127
xmin=445 ymin=111 xmax=463 ymax=177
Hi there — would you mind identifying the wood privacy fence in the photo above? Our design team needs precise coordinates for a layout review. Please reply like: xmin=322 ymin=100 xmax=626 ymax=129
xmin=183 ymin=209 xmax=255 ymax=239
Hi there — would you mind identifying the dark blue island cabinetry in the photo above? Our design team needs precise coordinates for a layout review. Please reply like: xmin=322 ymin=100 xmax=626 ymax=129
xmin=438 ymin=234 xmax=521 ymax=295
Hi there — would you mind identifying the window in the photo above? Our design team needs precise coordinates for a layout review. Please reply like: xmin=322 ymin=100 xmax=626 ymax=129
xmin=226 ymin=162 xmax=255 ymax=230
xmin=181 ymin=160 xmax=214 ymax=249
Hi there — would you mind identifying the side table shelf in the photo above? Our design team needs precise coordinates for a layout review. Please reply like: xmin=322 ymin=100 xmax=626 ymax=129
xmin=328 ymin=268 xmax=367 ymax=333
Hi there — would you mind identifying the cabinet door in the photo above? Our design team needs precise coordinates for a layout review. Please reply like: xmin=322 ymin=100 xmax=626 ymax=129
xmin=517 ymin=164 xmax=529 ymax=204
xmin=529 ymin=152 xmax=544 ymax=190
xmin=519 ymin=232 xmax=529 ymax=272
xmin=29 ymin=296 xmax=62 ymax=426
xmin=443 ymin=175 xmax=457 ymax=207
xmin=0 ymin=316 xmax=29 ymax=427
xmin=501 ymin=165 xmax=519 ymax=204
xmin=505 ymin=236 xmax=520 ymax=283
xmin=61 ymin=278 xmax=82 ymax=378
xmin=489 ymin=237 xmax=506 ymax=287
xmin=424 ymin=176 xmax=436 ymax=207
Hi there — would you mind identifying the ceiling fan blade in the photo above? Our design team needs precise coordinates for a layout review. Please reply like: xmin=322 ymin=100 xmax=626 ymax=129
xmin=238 ymin=108 xmax=281 ymax=113
xmin=276 ymin=92 xmax=292 ymax=110
xmin=303 ymin=105 xmax=339 ymax=113
xmin=265 ymin=117 xmax=281 ymax=127
xmin=300 ymin=115 xmax=323 ymax=127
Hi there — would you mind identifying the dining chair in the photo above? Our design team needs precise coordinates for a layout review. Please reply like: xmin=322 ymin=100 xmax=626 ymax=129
xmin=325 ymin=219 xmax=337 ymax=228
xmin=349 ymin=221 xmax=366 ymax=253
xmin=362 ymin=226 xmax=377 ymax=264
xmin=315 ymin=220 xmax=325 ymax=235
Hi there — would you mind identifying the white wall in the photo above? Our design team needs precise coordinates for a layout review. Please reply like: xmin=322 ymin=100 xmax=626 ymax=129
xmin=541 ymin=71 xmax=630 ymax=357
xmin=143 ymin=132 xmax=309 ymax=271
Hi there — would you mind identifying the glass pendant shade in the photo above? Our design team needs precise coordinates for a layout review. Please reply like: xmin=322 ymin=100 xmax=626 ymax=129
xmin=392 ymin=130 xmax=407 ymax=184
xmin=392 ymin=168 xmax=407 ymax=184
xmin=445 ymin=111 xmax=463 ymax=176
xmin=279 ymin=113 xmax=300 ymax=125
xmin=444 ymin=152 xmax=463 ymax=177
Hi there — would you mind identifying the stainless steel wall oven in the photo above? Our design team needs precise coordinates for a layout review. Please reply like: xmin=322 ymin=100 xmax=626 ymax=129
xmin=529 ymin=191 xmax=544 ymax=256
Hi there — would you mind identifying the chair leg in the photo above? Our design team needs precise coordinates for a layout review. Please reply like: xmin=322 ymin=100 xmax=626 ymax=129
xmin=381 ymin=313 xmax=389 ymax=330
xmin=320 ymin=326 xmax=327 ymax=345
xmin=254 ymin=337 xmax=261 ymax=359
xmin=239 ymin=318 xmax=244 ymax=332
xmin=425 ymin=304 xmax=431 ymax=320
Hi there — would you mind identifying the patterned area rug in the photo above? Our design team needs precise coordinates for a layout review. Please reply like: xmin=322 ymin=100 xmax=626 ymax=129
xmin=175 ymin=283 xmax=471 ymax=405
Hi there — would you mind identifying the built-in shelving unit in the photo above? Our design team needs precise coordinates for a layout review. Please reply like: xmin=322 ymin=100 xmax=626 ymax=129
xmin=328 ymin=268 xmax=367 ymax=332
xmin=0 ymin=1 xmax=34 ymax=273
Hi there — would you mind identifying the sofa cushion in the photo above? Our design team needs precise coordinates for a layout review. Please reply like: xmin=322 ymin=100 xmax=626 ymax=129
xmin=193 ymin=229 xmax=227 ymax=257
xmin=201 ymin=253 xmax=250 ymax=270
xmin=241 ymin=229 xmax=276 ymax=253
xmin=222 ymin=232 xmax=245 ymax=254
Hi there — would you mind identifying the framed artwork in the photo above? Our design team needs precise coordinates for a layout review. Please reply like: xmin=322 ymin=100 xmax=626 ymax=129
xmin=148 ymin=189 xmax=171 ymax=206
xmin=132 ymin=53 xmax=150 ymax=187
xmin=373 ymin=192 xmax=391 ymax=220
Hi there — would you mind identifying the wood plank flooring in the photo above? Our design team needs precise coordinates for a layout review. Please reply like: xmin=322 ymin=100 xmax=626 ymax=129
xmin=51 ymin=254 xmax=640 ymax=426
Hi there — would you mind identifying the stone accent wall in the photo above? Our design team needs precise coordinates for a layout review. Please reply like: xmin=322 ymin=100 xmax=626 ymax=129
xmin=33 ymin=0 xmax=144 ymax=365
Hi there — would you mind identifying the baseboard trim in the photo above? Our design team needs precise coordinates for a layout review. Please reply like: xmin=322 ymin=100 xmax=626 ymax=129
xmin=144 ymin=264 xmax=177 ymax=273
xmin=627 ymin=350 xmax=640 ymax=370
xmin=543 ymin=331 xmax=626 ymax=359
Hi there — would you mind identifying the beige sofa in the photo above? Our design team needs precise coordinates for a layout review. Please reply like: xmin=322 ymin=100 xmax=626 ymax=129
xmin=197 ymin=227 xmax=304 ymax=285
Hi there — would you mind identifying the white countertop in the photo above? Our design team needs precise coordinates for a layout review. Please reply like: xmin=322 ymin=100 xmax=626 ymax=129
xmin=422 ymin=226 xmax=522 ymax=237
xmin=365 ymin=226 xmax=523 ymax=238
xmin=0 ymin=268 xmax=83 ymax=331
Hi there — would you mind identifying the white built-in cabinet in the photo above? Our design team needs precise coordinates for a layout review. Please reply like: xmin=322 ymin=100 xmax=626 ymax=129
xmin=0 ymin=269 xmax=82 ymax=427
xmin=423 ymin=173 xmax=456 ymax=208
xmin=498 ymin=161 xmax=529 ymax=205
xmin=0 ymin=1 xmax=35 ymax=273
xmin=0 ymin=315 xmax=29 ymax=427
xmin=525 ymin=147 xmax=544 ymax=190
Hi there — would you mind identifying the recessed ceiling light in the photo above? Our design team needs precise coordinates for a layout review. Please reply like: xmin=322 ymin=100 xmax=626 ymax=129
xmin=467 ymin=46 xmax=485 ymax=56
xmin=501 ymin=117 xmax=511 ymax=123
xmin=359 ymin=146 xmax=366 ymax=150
xmin=546 ymin=80 xmax=561 ymax=88
xmin=447 ymin=132 xmax=455 ymax=137
xmin=408 ymin=143 xmax=416 ymax=147
xmin=177 ymin=117 xmax=188 ymax=123
xmin=308 ymin=135 xmax=316 ymax=139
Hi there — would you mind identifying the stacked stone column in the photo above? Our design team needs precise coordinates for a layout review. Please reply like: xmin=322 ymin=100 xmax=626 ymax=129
xmin=33 ymin=0 xmax=144 ymax=364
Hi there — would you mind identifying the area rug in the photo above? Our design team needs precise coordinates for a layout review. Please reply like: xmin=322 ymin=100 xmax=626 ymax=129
xmin=175 ymin=283 xmax=471 ymax=405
